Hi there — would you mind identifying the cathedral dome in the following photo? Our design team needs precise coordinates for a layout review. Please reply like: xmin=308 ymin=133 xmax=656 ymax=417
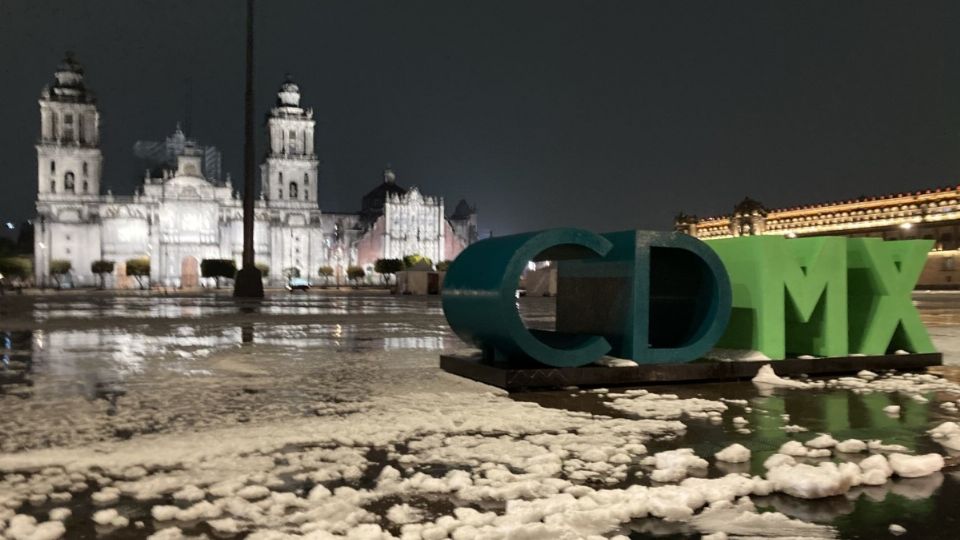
xmin=45 ymin=52 xmax=95 ymax=103
xmin=277 ymin=75 xmax=301 ymax=107
xmin=55 ymin=52 xmax=84 ymax=82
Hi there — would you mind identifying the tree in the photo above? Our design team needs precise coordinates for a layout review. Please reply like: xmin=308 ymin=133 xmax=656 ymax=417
xmin=126 ymin=258 xmax=150 ymax=290
xmin=0 ymin=238 xmax=15 ymax=257
xmin=201 ymin=259 xmax=238 ymax=289
xmin=436 ymin=260 xmax=452 ymax=272
xmin=374 ymin=258 xmax=403 ymax=286
xmin=0 ymin=257 xmax=32 ymax=294
xmin=49 ymin=259 xmax=71 ymax=289
xmin=255 ymin=263 xmax=269 ymax=278
xmin=318 ymin=266 xmax=334 ymax=287
xmin=15 ymin=221 xmax=33 ymax=255
xmin=403 ymin=254 xmax=433 ymax=269
xmin=346 ymin=266 xmax=366 ymax=288
xmin=91 ymin=260 xmax=115 ymax=290
xmin=283 ymin=267 xmax=301 ymax=279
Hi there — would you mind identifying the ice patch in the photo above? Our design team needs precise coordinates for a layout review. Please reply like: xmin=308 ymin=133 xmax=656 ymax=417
xmin=805 ymin=434 xmax=838 ymax=449
xmin=887 ymin=453 xmax=944 ymax=478
xmin=5 ymin=515 xmax=66 ymax=540
xmin=207 ymin=518 xmax=240 ymax=534
xmin=386 ymin=503 xmax=424 ymax=524
xmin=690 ymin=498 xmax=836 ymax=538
xmin=714 ymin=444 xmax=751 ymax=464
xmin=605 ymin=390 xmax=726 ymax=420
xmin=172 ymin=485 xmax=205 ymax=503
xmin=643 ymin=448 xmax=709 ymax=483
xmin=752 ymin=365 xmax=811 ymax=389
xmin=92 ymin=508 xmax=128 ymax=528
xmin=928 ymin=422 xmax=960 ymax=451
xmin=835 ymin=439 xmax=867 ymax=453
xmin=779 ymin=441 xmax=809 ymax=457
xmin=594 ymin=357 xmax=638 ymax=367
xmin=766 ymin=462 xmax=861 ymax=499
xmin=47 ymin=509 xmax=70 ymax=522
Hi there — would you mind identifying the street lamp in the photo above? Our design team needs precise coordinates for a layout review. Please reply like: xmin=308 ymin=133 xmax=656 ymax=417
xmin=234 ymin=0 xmax=264 ymax=298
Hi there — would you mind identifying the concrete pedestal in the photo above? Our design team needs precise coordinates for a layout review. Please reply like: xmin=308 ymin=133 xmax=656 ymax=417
xmin=439 ymin=352 xmax=943 ymax=391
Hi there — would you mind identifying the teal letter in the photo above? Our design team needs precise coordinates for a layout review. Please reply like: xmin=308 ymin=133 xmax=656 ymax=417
xmin=442 ymin=228 xmax=613 ymax=367
xmin=556 ymin=231 xmax=732 ymax=364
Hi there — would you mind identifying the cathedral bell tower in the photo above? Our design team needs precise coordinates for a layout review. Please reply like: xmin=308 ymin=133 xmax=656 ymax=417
xmin=260 ymin=76 xmax=318 ymax=207
xmin=36 ymin=52 xmax=103 ymax=199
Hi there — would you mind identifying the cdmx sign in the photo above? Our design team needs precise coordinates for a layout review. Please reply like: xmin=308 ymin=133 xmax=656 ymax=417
xmin=441 ymin=229 xmax=935 ymax=368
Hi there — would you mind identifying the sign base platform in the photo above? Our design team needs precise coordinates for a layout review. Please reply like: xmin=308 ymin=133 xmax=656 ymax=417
xmin=439 ymin=352 xmax=943 ymax=391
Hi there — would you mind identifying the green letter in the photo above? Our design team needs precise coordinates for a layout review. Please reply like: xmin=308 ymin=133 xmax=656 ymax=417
xmin=847 ymin=238 xmax=934 ymax=355
xmin=708 ymin=236 xmax=847 ymax=359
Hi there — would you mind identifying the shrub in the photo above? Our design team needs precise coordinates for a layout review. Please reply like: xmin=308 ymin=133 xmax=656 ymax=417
xmin=91 ymin=260 xmax=115 ymax=289
xmin=346 ymin=266 xmax=366 ymax=287
xmin=126 ymin=258 xmax=150 ymax=290
xmin=49 ymin=259 xmax=71 ymax=288
xmin=318 ymin=265 xmax=334 ymax=286
xmin=0 ymin=257 xmax=32 ymax=282
xmin=402 ymin=254 xmax=432 ymax=269
xmin=374 ymin=258 xmax=403 ymax=285
xmin=436 ymin=260 xmax=452 ymax=272
xmin=201 ymin=259 xmax=238 ymax=289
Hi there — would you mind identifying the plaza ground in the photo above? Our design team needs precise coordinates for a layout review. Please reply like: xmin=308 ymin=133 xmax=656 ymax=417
xmin=0 ymin=291 xmax=959 ymax=539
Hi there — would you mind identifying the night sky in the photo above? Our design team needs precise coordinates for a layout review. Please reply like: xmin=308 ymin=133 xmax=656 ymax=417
xmin=1 ymin=1 xmax=959 ymax=236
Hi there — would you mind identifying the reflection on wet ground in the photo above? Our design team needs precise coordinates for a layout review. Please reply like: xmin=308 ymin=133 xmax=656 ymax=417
xmin=1 ymin=290 xmax=959 ymax=538
xmin=516 ymin=377 xmax=960 ymax=538
xmin=0 ymin=292 xmax=464 ymax=452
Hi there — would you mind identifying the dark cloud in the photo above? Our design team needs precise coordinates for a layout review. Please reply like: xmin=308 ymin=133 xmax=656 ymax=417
xmin=1 ymin=0 xmax=959 ymax=235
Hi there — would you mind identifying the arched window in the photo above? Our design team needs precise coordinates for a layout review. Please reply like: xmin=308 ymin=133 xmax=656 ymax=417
xmin=279 ymin=171 xmax=283 ymax=185
xmin=50 ymin=160 xmax=56 ymax=173
xmin=289 ymin=182 xmax=299 ymax=199
xmin=303 ymin=173 xmax=309 ymax=186
xmin=64 ymin=172 xmax=75 ymax=193
xmin=50 ymin=180 xmax=56 ymax=193
xmin=82 ymin=162 xmax=88 ymax=176
xmin=277 ymin=188 xmax=283 ymax=200
xmin=82 ymin=181 xmax=89 ymax=194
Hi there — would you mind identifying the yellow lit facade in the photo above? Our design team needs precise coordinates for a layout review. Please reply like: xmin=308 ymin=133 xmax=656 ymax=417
xmin=675 ymin=187 xmax=960 ymax=288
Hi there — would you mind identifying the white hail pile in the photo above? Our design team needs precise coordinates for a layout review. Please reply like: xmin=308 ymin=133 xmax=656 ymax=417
xmin=602 ymin=389 xmax=727 ymax=420
xmin=0 ymin=362 xmax=956 ymax=540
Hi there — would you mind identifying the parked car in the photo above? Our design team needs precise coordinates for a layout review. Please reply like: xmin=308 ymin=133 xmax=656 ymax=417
xmin=286 ymin=277 xmax=311 ymax=292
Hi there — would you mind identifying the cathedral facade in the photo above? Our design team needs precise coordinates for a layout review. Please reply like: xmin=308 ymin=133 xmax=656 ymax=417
xmin=34 ymin=55 xmax=478 ymax=288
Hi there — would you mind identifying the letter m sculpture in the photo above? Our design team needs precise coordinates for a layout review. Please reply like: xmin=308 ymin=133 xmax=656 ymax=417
xmin=707 ymin=236 xmax=848 ymax=359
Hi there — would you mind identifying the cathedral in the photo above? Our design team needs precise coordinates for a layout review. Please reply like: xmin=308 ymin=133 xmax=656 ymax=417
xmin=33 ymin=54 xmax=478 ymax=288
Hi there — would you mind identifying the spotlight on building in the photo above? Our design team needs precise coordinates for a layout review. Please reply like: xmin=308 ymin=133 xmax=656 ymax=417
xmin=4 ymin=222 xmax=13 ymax=230
xmin=785 ymin=231 xmax=797 ymax=238
xmin=900 ymin=222 xmax=914 ymax=230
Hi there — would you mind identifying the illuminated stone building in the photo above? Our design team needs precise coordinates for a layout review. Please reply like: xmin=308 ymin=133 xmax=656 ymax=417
xmin=34 ymin=54 xmax=477 ymax=288
xmin=676 ymin=188 xmax=960 ymax=287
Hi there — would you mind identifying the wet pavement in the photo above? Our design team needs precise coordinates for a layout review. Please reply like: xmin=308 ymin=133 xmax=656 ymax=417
xmin=0 ymin=290 xmax=959 ymax=538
